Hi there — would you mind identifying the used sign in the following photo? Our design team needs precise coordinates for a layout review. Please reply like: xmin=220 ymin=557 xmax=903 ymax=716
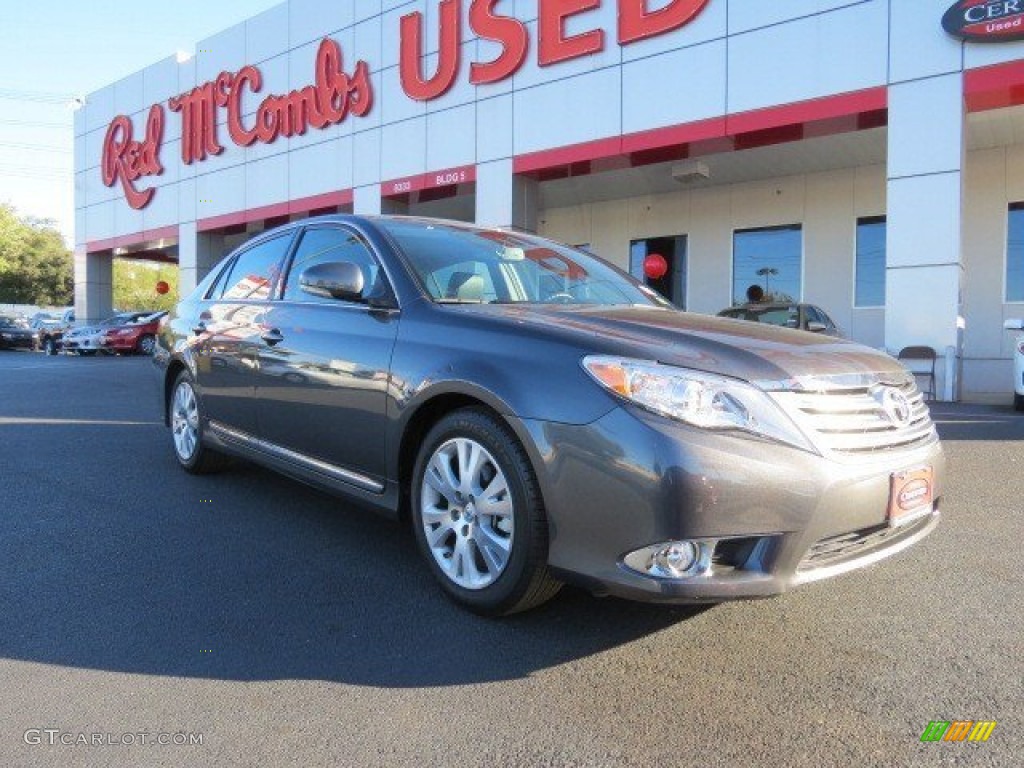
xmin=943 ymin=0 xmax=1024 ymax=42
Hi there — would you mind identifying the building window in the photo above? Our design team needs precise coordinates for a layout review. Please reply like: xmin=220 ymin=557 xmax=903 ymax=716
xmin=855 ymin=216 xmax=886 ymax=308
xmin=630 ymin=235 xmax=687 ymax=309
xmin=732 ymin=225 xmax=802 ymax=305
xmin=1008 ymin=203 xmax=1024 ymax=303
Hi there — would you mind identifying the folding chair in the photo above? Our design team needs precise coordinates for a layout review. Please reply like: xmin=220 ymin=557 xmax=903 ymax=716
xmin=898 ymin=346 xmax=937 ymax=400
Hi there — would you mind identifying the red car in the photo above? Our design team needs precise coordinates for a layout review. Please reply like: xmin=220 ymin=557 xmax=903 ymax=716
xmin=101 ymin=311 xmax=166 ymax=355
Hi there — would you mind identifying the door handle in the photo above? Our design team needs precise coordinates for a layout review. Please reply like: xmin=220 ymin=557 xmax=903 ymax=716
xmin=261 ymin=328 xmax=284 ymax=346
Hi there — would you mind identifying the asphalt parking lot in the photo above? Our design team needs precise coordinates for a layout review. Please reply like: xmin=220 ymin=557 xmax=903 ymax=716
xmin=0 ymin=351 xmax=1020 ymax=767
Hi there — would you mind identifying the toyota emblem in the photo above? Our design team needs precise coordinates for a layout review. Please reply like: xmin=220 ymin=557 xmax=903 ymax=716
xmin=874 ymin=387 xmax=913 ymax=427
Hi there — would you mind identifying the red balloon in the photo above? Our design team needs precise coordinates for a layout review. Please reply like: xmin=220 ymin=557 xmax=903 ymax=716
xmin=155 ymin=280 xmax=170 ymax=295
xmin=643 ymin=254 xmax=668 ymax=280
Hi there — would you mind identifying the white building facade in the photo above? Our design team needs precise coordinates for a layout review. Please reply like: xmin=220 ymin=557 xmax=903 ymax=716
xmin=74 ymin=0 xmax=1024 ymax=402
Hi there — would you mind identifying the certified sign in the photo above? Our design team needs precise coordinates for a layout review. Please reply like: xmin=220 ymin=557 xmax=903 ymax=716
xmin=943 ymin=1 xmax=1024 ymax=42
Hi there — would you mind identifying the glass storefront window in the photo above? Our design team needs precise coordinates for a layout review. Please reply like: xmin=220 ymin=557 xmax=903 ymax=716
xmin=732 ymin=225 xmax=802 ymax=305
xmin=855 ymin=216 xmax=886 ymax=308
xmin=1008 ymin=203 xmax=1024 ymax=303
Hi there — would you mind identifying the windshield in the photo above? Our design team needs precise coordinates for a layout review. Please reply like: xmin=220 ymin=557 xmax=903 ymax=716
xmin=0 ymin=316 xmax=29 ymax=328
xmin=719 ymin=305 xmax=800 ymax=329
xmin=379 ymin=220 xmax=667 ymax=307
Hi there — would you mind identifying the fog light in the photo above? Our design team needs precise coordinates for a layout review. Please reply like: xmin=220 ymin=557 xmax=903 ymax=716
xmin=623 ymin=540 xmax=712 ymax=580
xmin=657 ymin=541 xmax=698 ymax=576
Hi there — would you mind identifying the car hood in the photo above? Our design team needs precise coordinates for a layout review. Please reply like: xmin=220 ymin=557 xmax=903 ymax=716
xmin=454 ymin=305 xmax=907 ymax=388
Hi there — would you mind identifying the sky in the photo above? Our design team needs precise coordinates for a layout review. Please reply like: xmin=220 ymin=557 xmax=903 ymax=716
xmin=0 ymin=0 xmax=282 ymax=246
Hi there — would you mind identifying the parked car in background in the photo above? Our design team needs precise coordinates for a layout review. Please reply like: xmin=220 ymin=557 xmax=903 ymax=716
xmin=101 ymin=311 xmax=167 ymax=355
xmin=718 ymin=302 xmax=844 ymax=337
xmin=155 ymin=215 xmax=943 ymax=616
xmin=62 ymin=312 xmax=151 ymax=355
xmin=0 ymin=315 xmax=39 ymax=351
xmin=32 ymin=316 xmax=69 ymax=355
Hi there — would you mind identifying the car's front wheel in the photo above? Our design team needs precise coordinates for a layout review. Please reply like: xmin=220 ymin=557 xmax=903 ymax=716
xmin=170 ymin=370 xmax=227 ymax=474
xmin=411 ymin=408 xmax=561 ymax=616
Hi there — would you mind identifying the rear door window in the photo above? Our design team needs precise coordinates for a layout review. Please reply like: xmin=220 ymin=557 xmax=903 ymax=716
xmin=213 ymin=235 xmax=293 ymax=301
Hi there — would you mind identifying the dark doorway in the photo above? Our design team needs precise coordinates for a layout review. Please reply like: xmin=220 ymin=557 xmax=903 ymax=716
xmin=630 ymin=235 xmax=687 ymax=309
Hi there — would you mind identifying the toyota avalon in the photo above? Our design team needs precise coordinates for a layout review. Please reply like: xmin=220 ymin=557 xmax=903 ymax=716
xmin=154 ymin=216 xmax=943 ymax=615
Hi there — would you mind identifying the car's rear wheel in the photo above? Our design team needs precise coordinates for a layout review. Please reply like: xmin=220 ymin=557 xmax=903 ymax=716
xmin=411 ymin=408 xmax=561 ymax=616
xmin=137 ymin=334 xmax=156 ymax=356
xmin=43 ymin=338 xmax=57 ymax=355
xmin=170 ymin=370 xmax=227 ymax=474
xmin=1015 ymin=393 xmax=1023 ymax=412
xmin=79 ymin=350 xmax=96 ymax=356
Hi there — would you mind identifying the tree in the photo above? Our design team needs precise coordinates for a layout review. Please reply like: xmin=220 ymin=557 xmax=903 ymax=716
xmin=113 ymin=259 xmax=178 ymax=312
xmin=0 ymin=204 xmax=73 ymax=305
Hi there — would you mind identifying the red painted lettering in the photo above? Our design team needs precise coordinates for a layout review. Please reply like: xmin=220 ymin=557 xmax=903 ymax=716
xmin=100 ymin=105 xmax=165 ymax=210
xmin=469 ymin=0 xmax=529 ymax=84
xmin=400 ymin=0 xmax=462 ymax=100
xmin=618 ymin=0 xmax=711 ymax=44
xmin=538 ymin=0 xmax=604 ymax=67
xmin=167 ymin=37 xmax=373 ymax=169
xmin=227 ymin=66 xmax=261 ymax=146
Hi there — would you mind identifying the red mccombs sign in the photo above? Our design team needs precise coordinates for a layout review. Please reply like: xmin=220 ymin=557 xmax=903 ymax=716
xmin=943 ymin=0 xmax=1024 ymax=42
xmin=101 ymin=0 xmax=712 ymax=209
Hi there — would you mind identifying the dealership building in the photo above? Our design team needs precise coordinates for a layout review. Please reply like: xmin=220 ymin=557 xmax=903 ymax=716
xmin=74 ymin=0 xmax=1024 ymax=402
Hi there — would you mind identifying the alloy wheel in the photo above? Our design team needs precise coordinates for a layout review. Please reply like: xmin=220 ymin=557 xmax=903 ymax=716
xmin=171 ymin=381 xmax=200 ymax=462
xmin=419 ymin=437 xmax=514 ymax=590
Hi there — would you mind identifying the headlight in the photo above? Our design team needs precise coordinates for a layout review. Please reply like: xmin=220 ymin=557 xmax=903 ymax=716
xmin=582 ymin=355 xmax=816 ymax=453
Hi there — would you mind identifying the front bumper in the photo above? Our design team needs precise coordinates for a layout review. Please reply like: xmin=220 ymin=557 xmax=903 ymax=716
xmin=62 ymin=335 xmax=104 ymax=352
xmin=102 ymin=337 xmax=136 ymax=352
xmin=519 ymin=405 xmax=944 ymax=604
xmin=0 ymin=334 xmax=38 ymax=349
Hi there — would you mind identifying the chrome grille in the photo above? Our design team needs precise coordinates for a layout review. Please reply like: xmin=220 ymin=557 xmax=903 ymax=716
xmin=770 ymin=378 xmax=937 ymax=456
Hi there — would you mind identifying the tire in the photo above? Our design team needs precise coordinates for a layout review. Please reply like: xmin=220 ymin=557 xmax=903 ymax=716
xmin=411 ymin=408 xmax=561 ymax=616
xmin=169 ymin=369 xmax=228 ymax=474
xmin=137 ymin=334 xmax=156 ymax=356
xmin=43 ymin=338 xmax=57 ymax=355
xmin=1015 ymin=393 xmax=1023 ymax=412
xmin=79 ymin=350 xmax=96 ymax=357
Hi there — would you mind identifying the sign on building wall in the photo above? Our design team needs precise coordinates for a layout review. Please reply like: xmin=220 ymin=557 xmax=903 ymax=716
xmin=943 ymin=0 xmax=1024 ymax=42
xmin=99 ymin=0 xmax=713 ymax=210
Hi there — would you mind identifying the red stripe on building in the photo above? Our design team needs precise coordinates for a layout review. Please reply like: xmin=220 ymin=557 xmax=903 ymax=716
xmin=965 ymin=60 xmax=1024 ymax=112
xmin=86 ymin=226 xmax=179 ymax=254
xmin=197 ymin=189 xmax=354 ymax=232
xmin=515 ymin=87 xmax=888 ymax=178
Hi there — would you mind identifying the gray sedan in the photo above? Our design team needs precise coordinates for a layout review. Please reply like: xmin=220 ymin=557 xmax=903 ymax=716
xmin=154 ymin=216 xmax=943 ymax=615
xmin=718 ymin=302 xmax=844 ymax=337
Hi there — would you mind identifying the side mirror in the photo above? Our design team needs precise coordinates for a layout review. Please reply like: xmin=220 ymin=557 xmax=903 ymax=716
xmin=806 ymin=321 xmax=828 ymax=333
xmin=300 ymin=262 xmax=365 ymax=302
xmin=1004 ymin=318 xmax=1024 ymax=331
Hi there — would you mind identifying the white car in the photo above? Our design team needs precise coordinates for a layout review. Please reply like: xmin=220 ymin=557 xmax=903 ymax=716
xmin=61 ymin=312 xmax=150 ymax=355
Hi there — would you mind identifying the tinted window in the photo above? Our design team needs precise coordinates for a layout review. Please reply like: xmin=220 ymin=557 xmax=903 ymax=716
xmin=379 ymin=220 xmax=662 ymax=307
xmin=732 ymin=225 xmax=802 ymax=306
xmin=215 ymin=235 xmax=291 ymax=301
xmin=855 ymin=216 xmax=886 ymax=307
xmin=1008 ymin=203 xmax=1024 ymax=302
xmin=283 ymin=227 xmax=381 ymax=303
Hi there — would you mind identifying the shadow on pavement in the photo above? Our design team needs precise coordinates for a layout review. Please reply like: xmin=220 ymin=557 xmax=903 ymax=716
xmin=928 ymin=402 xmax=1024 ymax=442
xmin=0 ymin=415 xmax=705 ymax=689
